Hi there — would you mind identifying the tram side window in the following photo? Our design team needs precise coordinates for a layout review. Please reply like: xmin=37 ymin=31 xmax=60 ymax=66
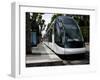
xmin=54 ymin=21 xmax=64 ymax=47
xmin=48 ymin=29 xmax=52 ymax=42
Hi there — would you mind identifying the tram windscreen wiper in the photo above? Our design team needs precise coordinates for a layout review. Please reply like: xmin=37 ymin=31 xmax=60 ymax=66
xmin=65 ymin=32 xmax=78 ymax=42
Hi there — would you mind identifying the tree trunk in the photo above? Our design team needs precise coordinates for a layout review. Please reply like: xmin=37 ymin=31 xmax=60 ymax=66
xmin=26 ymin=12 xmax=32 ymax=54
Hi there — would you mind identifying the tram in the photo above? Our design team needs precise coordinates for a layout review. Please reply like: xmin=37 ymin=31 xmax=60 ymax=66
xmin=44 ymin=16 xmax=87 ymax=55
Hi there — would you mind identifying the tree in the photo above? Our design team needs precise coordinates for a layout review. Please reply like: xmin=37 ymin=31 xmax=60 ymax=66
xmin=31 ymin=13 xmax=46 ymax=43
xmin=26 ymin=12 xmax=32 ymax=54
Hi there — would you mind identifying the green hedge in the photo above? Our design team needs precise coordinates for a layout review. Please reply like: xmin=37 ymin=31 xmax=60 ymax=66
xmin=80 ymin=26 xmax=89 ymax=42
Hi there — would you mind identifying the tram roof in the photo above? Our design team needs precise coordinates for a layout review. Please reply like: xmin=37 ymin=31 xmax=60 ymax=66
xmin=56 ymin=16 xmax=74 ymax=21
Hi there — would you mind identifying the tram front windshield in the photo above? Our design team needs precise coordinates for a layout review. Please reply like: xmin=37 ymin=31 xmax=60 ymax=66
xmin=63 ymin=18 xmax=82 ymax=41
xmin=60 ymin=17 xmax=84 ymax=48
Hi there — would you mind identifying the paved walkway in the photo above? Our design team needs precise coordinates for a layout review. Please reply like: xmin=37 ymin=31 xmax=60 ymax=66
xmin=26 ymin=43 xmax=63 ymax=67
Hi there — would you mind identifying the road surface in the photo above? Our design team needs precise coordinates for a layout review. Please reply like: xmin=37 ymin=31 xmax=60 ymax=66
xmin=26 ymin=43 xmax=89 ymax=67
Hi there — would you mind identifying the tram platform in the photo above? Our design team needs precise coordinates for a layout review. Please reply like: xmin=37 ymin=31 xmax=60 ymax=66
xmin=26 ymin=43 xmax=63 ymax=67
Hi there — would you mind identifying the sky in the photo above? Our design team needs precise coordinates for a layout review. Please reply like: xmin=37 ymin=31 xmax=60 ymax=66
xmin=41 ymin=13 xmax=54 ymax=37
xmin=42 ymin=13 xmax=53 ymax=25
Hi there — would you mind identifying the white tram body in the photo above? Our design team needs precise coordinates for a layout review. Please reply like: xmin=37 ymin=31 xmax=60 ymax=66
xmin=44 ymin=16 xmax=87 ymax=55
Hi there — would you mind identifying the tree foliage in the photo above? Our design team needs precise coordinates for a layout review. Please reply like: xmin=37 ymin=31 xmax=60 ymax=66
xmin=30 ymin=13 xmax=46 ymax=32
